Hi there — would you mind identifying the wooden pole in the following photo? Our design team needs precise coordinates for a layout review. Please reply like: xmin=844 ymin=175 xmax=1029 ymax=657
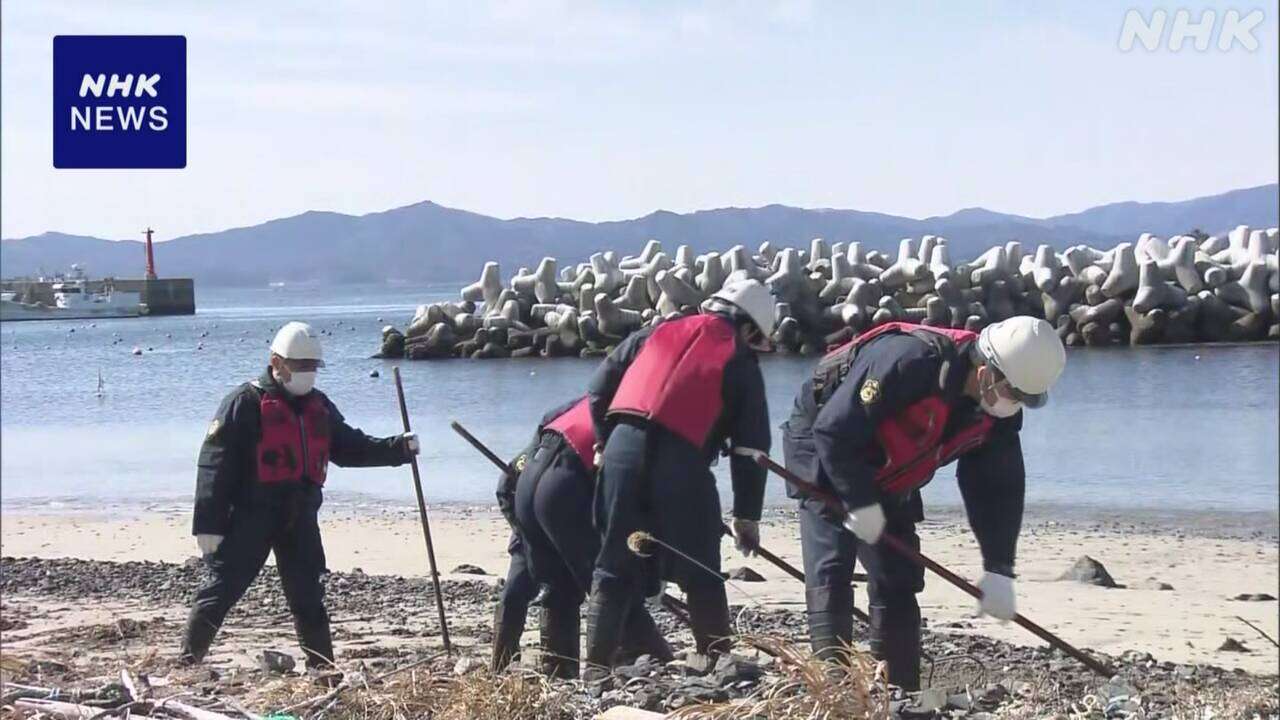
xmin=753 ymin=451 xmax=1115 ymax=678
xmin=392 ymin=366 xmax=452 ymax=654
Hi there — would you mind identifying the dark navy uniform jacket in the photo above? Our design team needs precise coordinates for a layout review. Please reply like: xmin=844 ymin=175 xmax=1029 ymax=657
xmin=496 ymin=398 xmax=582 ymax=531
xmin=193 ymin=368 xmax=410 ymax=536
xmin=783 ymin=333 xmax=1026 ymax=576
xmin=586 ymin=314 xmax=772 ymax=522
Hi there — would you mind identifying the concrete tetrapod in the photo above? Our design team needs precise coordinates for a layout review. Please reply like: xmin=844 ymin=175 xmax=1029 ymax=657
xmin=619 ymin=239 xmax=663 ymax=271
xmin=461 ymin=262 xmax=504 ymax=309
xmin=1102 ymin=243 xmax=1139 ymax=298
xmin=806 ymin=237 xmax=831 ymax=273
xmin=970 ymin=246 xmax=1009 ymax=287
xmin=1031 ymin=244 xmax=1064 ymax=293
xmin=697 ymin=252 xmax=727 ymax=295
xmin=1042 ymin=276 xmax=1082 ymax=325
xmin=1163 ymin=236 xmax=1204 ymax=293
xmin=674 ymin=244 xmax=696 ymax=269
xmin=616 ymin=276 xmax=651 ymax=312
xmin=1064 ymin=245 xmax=1109 ymax=287
xmin=1133 ymin=260 xmax=1188 ymax=313
xmin=881 ymin=238 xmax=928 ymax=290
xmin=655 ymin=269 xmax=704 ymax=310
xmin=590 ymin=252 xmax=625 ymax=295
xmin=845 ymin=242 xmax=883 ymax=281
xmin=595 ymin=294 xmax=642 ymax=337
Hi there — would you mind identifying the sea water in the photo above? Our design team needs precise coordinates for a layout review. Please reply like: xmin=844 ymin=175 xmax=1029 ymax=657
xmin=1 ymin=285 xmax=1276 ymax=518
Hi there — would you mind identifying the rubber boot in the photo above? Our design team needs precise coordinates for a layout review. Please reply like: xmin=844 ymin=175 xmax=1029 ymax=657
xmin=613 ymin=606 xmax=674 ymax=665
xmin=179 ymin=610 xmax=221 ymax=665
xmin=805 ymin=586 xmax=854 ymax=663
xmin=491 ymin=600 xmax=525 ymax=673
xmin=295 ymin=617 xmax=336 ymax=672
xmin=582 ymin=586 xmax=632 ymax=682
xmin=869 ymin=604 xmax=921 ymax=691
xmin=685 ymin=584 xmax=734 ymax=662
xmin=538 ymin=603 xmax=581 ymax=679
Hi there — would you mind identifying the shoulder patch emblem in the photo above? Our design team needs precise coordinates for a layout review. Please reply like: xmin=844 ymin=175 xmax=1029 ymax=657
xmin=859 ymin=378 xmax=882 ymax=406
xmin=514 ymin=454 xmax=528 ymax=472
xmin=206 ymin=418 xmax=222 ymax=440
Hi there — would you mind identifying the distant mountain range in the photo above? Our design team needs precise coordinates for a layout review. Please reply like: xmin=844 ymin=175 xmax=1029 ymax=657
xmin=2 ymin=184 xmax=1275 ymax=287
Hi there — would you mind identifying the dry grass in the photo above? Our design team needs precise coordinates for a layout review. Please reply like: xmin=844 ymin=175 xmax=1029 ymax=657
xmin=669 ymin=635 xmax=891 ymax=720
xmin=4 ymin=637 xmax=1277 ymax=720
xmin=251 ymin=660 xmax=572 ymax=720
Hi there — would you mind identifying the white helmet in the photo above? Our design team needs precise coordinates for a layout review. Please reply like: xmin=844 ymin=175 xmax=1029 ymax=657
xmin=270 ymin=321 xmax=325 ymax=366
xmin=702 ymin=279 xmax=776 ymax=336
xmin=977 ymin=316 xmax=1064 ymax=408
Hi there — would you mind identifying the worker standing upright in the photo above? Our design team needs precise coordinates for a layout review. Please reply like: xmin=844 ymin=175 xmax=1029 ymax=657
xmin=782 ymin=316 xmax=1065 ymax=690
xmin=582 ymin=279 xmax=776 ymax=679
xmin=181 ymin=321 xmax=419 ymax=671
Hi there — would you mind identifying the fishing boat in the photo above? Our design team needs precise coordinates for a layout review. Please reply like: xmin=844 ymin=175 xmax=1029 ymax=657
xmin=0 ymin=266 xmax=148 ymax=321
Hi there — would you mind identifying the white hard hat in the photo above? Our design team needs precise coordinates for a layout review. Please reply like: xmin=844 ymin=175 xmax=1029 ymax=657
xmin=703 ymin=279 xmax=776 ymax=336
xmin=270 ymin=321 xmax=325 ymax=366
xmin=977 ymin=316 xmax=1064 ymax=408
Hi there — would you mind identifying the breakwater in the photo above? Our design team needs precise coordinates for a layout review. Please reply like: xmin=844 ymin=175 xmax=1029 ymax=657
xmin=376 ymin=226 xmax=1279 ymax=359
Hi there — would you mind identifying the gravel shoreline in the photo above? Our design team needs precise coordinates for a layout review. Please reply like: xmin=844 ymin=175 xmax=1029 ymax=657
xmin=2 ymin=556 xmax=1276 ymax=718
xmin=3 ymin=499 xmax=1276 ymax=542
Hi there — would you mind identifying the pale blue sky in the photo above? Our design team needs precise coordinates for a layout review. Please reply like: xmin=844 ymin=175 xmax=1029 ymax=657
xmin=2 ymin=1 xmax=1276 ymax=240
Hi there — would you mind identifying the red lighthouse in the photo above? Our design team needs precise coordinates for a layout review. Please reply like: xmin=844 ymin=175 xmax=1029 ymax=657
xmin=143 ymin=227 xmax=157 ymax=280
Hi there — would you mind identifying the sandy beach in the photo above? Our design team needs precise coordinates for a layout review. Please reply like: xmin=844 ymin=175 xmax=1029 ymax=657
xmin=3 ymin=504 xmax=1276 ymax=676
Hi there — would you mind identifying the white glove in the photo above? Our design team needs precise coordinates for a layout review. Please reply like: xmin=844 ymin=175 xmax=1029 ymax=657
xmin=730 ymin=518 xmax=760 ymax=557
xmin=841 ymin=503 xmax=886 ymax=544
xmin=977 ymin=571 xmax=1017 ymax=621
xmin=592 ymin=444 xmax=604 ymax=471
xmin=403 ymin=432 xmax=420 ymax=455
xmin=196 ymin=534 xmax=224 ymax=555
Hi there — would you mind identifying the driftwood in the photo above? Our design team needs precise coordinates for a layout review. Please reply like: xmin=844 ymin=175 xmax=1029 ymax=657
xmin=9 ymin=672 xmax=240 ymax=720
xmin=14 ymin=698 xmax=104 ymax=719
xmin=119 ymin=670 xmax=150 ymax=703
xmin=2 ymin=682 xmax=126 ymax=706
xmin=597 ymin=708 xmax=666 ymax=720
xmin=155 ymin=699 xmax=238 ymax=720
xmin=2 ymin=685 xmax=62 ymax=705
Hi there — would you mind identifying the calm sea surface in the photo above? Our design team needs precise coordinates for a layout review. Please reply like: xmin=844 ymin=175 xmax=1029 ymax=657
xmin=2 ymin=285 xmax=1277 ymax=516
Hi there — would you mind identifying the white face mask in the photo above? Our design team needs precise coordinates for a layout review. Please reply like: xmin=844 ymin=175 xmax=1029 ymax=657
xmin=281 ymin=370 xmax=316 ymax=396
xmin=979 ymin=369 xmax=1022 ymax=419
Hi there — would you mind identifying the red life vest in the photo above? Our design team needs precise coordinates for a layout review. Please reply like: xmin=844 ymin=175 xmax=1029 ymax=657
xmin=257 ymin=392 xmax=332 ymax=485
xmin=608 ymin=314 xmax=738 ymax=447
xmin=544 ymin=397 xmax=598 ymax=473
xmin=814 ymin=322 xmax=994 ymax=495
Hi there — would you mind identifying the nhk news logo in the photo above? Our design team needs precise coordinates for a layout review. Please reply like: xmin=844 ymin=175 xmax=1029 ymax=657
xmin=53 ymin=35 xmax=186 ymax=169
